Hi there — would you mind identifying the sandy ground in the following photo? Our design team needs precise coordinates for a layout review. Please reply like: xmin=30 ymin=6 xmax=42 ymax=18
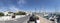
xmin=38 ymin=16 xmax=54 ymax=23
xmin=0 ymin=15 xmax=25 ymax=21
xmin=0 ymin=15 xmax=54 ymax=23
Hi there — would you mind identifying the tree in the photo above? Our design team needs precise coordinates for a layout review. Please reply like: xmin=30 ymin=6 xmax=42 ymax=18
xmin=15 ymin=11 xmax=26 ymax=15
xmin=0 ymin=12 xmax=4 ymax=16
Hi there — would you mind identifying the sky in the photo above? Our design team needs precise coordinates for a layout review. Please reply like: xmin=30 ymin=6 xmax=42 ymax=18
xmin=0 ymin=0 xmax=60 ymax=12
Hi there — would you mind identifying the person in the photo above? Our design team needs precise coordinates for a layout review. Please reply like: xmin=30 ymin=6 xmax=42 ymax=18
xmin=12 ymin=13 xmax=15 ymax=18
xmin=28 ymin=14 xmax=37 ymax=23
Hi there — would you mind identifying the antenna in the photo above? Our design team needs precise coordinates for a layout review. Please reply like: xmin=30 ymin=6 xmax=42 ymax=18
xmin=35 ymin=8 xmax=36 ymax=13
xmin=34 ymin=8 xmax=37 ymax=15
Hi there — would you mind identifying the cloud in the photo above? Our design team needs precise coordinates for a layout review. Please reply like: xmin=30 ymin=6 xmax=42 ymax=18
xmin=18 ymin=0 xmax=26 ymax=4
xmin=0 ymin=7 xmax=8 ymax=12
xmin=0 ymin=6 xmax=23 ymax=12
xmin=0 ymin=0 xmax=27 ymax=12
xmin=17 ymin=0 xmax=27 ymax=7
xmin=0 ymin=6 xmax=19 ymax=12
xmin=9 ymin=6 xmax=29 ymax=12
xmin=9 ymin=6 xmax=19 ymax=12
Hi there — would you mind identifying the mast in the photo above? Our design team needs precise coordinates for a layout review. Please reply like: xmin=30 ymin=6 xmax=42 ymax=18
xmin=35 ymin=8 xmax=37 ymax=15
